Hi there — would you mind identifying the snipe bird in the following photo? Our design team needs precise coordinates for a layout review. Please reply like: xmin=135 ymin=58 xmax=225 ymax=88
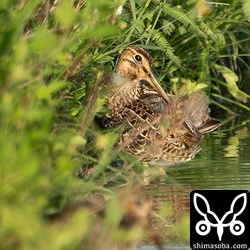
xmin=99 ymin=46 xmax=221 ymax=166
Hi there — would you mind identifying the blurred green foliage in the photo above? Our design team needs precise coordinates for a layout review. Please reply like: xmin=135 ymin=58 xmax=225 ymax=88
xmin=0 ymin=0 xmax=249 ymax=249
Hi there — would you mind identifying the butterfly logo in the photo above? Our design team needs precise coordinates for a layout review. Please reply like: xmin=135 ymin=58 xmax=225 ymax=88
xmin=193 ymin=192 xmax=247 ymax=241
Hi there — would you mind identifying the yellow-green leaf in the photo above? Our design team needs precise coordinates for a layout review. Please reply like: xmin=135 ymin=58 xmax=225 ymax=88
xmin=215 ymin=64 xmax=249 ymax=103
xmin=54 ymin=0 xmax=76 ymax=27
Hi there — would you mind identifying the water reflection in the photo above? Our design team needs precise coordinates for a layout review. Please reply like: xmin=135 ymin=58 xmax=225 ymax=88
xmin=142 ymin=119 xmax=250 ymax=248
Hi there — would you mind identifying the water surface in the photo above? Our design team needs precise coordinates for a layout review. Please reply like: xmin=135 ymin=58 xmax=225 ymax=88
xmin=141 ymin=117 xmax=250 ymax=249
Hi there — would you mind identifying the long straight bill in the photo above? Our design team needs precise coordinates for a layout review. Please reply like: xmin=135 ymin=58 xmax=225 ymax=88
xmin=147 ymin=72 xmax=170 ymax=103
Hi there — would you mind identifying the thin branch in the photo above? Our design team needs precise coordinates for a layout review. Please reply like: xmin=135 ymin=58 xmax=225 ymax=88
xmin=63 ymin=40 xmax=96 ymax=81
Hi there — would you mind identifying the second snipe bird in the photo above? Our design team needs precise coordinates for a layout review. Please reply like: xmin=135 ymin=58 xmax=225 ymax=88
xmin=98 ymin=46 xmax=221 ymax=166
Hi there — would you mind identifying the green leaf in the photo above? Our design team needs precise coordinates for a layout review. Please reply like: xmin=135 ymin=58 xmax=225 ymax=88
xmin=93 ymin=54 xmax=114 ymax=63
xmin=215 ymin=64 xmax=250 ymax=103
xmin=242 ymin=0 xmax=250 ymax=22
xmin=48 ymin=81 xmax=68 ymax=94
xmin=36 ymin=85 xmax=50 ymax=100
xmin=54 ymin=0 xmax=76 ymax=27
xmin=30 ymin=28 xmax=57 ymax=55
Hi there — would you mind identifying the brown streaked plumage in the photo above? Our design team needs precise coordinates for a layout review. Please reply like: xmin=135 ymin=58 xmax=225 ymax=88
xmin=99 ymin=45 xmax=221 ymax=166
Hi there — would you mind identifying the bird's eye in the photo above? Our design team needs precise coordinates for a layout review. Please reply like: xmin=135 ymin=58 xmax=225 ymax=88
xmin=134 ymin=55 xmax=142 ymax=62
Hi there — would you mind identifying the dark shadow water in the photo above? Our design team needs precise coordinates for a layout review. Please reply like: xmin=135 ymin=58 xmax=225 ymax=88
xmin=140 ymin=117 xmax=250 ymax=249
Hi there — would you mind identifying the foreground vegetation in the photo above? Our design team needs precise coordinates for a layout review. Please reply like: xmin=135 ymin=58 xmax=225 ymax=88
xmin=0 ymin=0 xmax=249 ymax=249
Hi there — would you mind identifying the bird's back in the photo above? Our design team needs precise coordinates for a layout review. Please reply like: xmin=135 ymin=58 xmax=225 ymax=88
xmin=114 ymin=88 xmax=221 ymax=165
